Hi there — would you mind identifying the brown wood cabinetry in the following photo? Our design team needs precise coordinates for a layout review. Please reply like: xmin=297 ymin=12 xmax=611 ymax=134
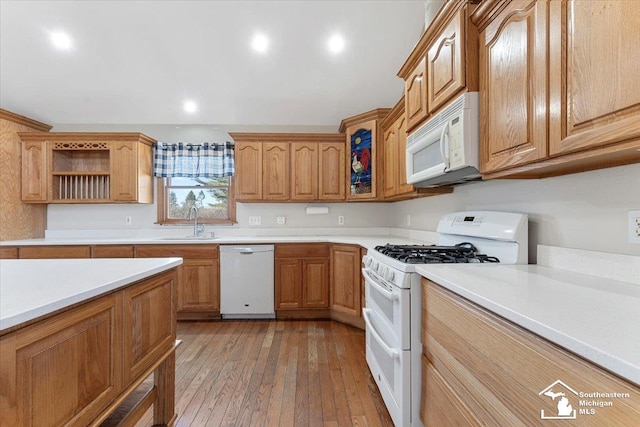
xmin=0 ymin=269 xmax=178 ymax=427
xmin=18 ymin=245 xmax=91 ymax=259
xmin=134 ymin=245 xmax=220 ymax=320
xmin=0 ymin=247 xmax=19 ymax=259
xmin=330 ymin=244 xmax=363 ymax=328
xmin=421 ymin=279 xmax=640 ymax=426
xmin=263 ymin=142 xmax=290 ymax=200
xmin=291 ymin=142 xmax=319 ymax=200
xmin=398 ymin=0 xmax=479 ymax=132
xmin=91 ymin=244 xmax=134 ymax=258
xmin=476 ymin=0 xmax=549 ymax=174
xmin=319 ymin=142 xmax=346 ymax=200
xmin=473 ymin=0 xmax=640 ymax=178
xmin=275 ymin=244 xmax=330 ymax=316
xmin=232 ymin=133 xmax=345 ymax=202
xmin=0 ymin=109 xmax=49 ymax=240
xmin=234 ymin=141 xmax=262 ymax=200
xmin=339 ymin=110 xmax=390 ymax=201
xmin=18 ymin=132 xmax=155 ymax=204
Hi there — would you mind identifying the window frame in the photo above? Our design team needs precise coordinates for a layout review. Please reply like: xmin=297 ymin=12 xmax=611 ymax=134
xmin=156 ymin=177 xmax=236 ymax=225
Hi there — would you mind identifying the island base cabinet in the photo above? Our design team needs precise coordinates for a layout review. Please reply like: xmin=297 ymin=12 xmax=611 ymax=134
xmin=0 ymin=295 xmax=123 ymax=427
xmin=422 ymin=279 xmax=640 ymax=426
xmin=0 ymin=270 xmax=178 ymax=427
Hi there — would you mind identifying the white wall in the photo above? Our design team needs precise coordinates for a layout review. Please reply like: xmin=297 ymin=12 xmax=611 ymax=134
xmin=390 ymin=163 xmax=640 ymax=261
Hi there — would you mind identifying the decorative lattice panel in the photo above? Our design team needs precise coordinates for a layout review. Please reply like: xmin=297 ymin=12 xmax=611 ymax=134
xmin=52 ymin=142 xmax=109 ymax=150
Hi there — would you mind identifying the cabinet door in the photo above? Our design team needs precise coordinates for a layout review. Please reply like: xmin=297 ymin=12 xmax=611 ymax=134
xmin=346 ymin=121 xmax=378 ymax=200
xmin=111 ymin=140 xmax=138 ymax=201
xmin=479 ymin=0 xmax=548 ymax=173
xmin=383 ymin=124 xmax=398 ymax=198
xmin=91 ymin=245 xmax=134 ymax=258
xmin=330 ymin=245 xmax=361 ymax=317
xmin=179 ymin=258 xmax=219 ymax=313
xmin=549 ymin=1 xmax=640 ymax=156
xmin=396 ymin=116 xmax=414 ymax=195
xmin=428 ymin=7 xmax=465 ymax=113
xmin=263 ymin=142 xmax=290 ymax=200
xmin=0 ymin=294 xmax=123 ymax=427
xmin=291 ymin=142 xmax=318 ymax=200
xmin=275 ymin=259 xmax=302 ymax=309
xmin=302 ymin=259 xmax=329 ymax=308
xmin=21 ymin=140 xmax=48 ymax=202
xmin=405 ymin=57 xmax=429 ymax=131
xmin=319 ymin=142 xmax=346 ymax=200
xmin=235 ymin=141 xmax=263 ymax=201
xmin=0 ymin=247 xmax=19 ymax=259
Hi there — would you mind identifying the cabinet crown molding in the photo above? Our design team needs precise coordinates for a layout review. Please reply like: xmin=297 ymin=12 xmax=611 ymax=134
xmin=17 ymin=132 xmax=156 ymax=146
xmin=0 ymin=109 xmax=51 ymax=132
xmin=229 ymin=132 xmax=344 ymax=143
xmin=338 ymin=108 xmax=392 ymax=133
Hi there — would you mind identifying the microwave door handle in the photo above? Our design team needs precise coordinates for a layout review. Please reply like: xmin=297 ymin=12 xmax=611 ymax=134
xmin=439 ymin=122 xmax=450 ymax=171
xmin=363 ymin=308 xmax=400 ymax=359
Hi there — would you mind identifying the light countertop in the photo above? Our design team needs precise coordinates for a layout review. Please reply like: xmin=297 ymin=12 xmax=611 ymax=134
xmin=0 ymin=257 xmax=183 ymax=333
xmin=415 ymin=264 xmax=640 ymax=386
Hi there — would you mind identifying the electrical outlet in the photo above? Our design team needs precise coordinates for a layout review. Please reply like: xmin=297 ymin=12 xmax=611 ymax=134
xmin=276 ymin=216 xmax=286 ymax=225
xmin=248 ymin=216 xmax=262 ymax=226
xmin=629 ymin=211 xmax=640 ymax=244
xmin=125 ymin=216 xmax=132 ymax=226
xmin=338 ymin=215 xmax=345 ymax=225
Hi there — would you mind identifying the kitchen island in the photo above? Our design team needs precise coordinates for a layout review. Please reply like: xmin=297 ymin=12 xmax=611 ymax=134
xmin=0 ymin=257 xmax=182 ymax=427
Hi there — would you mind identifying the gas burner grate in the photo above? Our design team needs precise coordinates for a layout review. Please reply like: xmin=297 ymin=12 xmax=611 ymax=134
xmin=375 ymin=242 xmax=500 ymax=264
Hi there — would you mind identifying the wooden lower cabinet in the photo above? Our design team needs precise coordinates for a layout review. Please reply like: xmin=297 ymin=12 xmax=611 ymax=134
xmin=134 ymin=245 xmax=220 ymax=320
xmin=275 ymin=244 xmax=329 ymax=317
xmin=0 ymin=246 xmax=18 ymax=259
xmin=330 ymin=244 xmax=363 ymax=328
xmin=421 ymin=279 xmax=640 ymax=426
xmin=91 ymin=244 xmax=134 ymax=258
xmin=0 ymin=270 xmax=178 ymax=427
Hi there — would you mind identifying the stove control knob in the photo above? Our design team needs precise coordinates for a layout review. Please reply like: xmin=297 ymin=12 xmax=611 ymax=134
xmin=363 ymin=255 xmax=371 ymax=266
xmin=384 ymin=270 xmax=395 ymax=281
xmin=373 ymin=262 xmax=379 ymax=272
xmin=379 ymin=266 xmax=387 ymax=277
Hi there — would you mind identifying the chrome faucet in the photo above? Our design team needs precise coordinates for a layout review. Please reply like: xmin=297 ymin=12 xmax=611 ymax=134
xmin=187 ymin=206 xmax=204 ymax=237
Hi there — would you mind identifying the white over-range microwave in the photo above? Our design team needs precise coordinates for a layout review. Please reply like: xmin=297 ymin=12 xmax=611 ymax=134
xmin=406 ymin=92 xmax=480 ymax=187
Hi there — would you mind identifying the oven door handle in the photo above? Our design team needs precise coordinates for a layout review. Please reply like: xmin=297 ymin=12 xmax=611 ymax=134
xmin=362 ymin=269 xmax=399 ymax=301
xmin=363 ymin=308 xmax=400 ymax=360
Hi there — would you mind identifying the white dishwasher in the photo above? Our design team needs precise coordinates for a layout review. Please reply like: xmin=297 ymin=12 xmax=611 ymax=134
xmin=220 ymin=245 xmax=275 ymax=319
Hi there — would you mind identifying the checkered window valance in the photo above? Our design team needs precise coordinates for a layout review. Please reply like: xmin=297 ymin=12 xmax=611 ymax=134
xmin=153 ymin=141 xmax=235 ymax=178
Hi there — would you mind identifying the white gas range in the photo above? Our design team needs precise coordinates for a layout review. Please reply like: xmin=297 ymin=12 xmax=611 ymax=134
xmin=362 ymin=211 xmax=528 ymax=427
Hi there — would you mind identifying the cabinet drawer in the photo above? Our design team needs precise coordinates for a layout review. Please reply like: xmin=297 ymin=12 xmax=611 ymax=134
xmin=134 ymin=244 xmax=219 ymax=259
xmin=0 ymin=247 xmax=19 ymax=259
xmin=275 ymin=243 xmax=329 ymax=258
xmin=19 ymin=245 xmax=91 ymax=259
xmin=422 ymin=279 xmax=640 ymax=426
xmin=92 ymin=245 xmax=134 ymax=258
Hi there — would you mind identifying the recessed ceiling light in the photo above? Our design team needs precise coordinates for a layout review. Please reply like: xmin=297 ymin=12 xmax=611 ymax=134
xmin=50 ymin=31 xmax=72 ymax=50
xmin=183 ymin=101 xmax=197 ymax=113
xmin=251 ymin=33 xmax=269 ymax=54
xmin=327 ymin=34 xmax=345 ymax=54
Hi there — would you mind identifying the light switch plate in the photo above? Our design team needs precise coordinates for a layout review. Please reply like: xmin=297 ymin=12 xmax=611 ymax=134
xmin=629 ymin=211 xmax=640 ymax=244
xmin=248 ymin=216 xmax=261 ymax=226
xmin=338 ymin=216 xmax=344 ymax=225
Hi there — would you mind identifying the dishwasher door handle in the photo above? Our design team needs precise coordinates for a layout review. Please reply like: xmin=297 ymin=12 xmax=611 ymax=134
xmin=240 ymin=250 xmax=254 ymax=255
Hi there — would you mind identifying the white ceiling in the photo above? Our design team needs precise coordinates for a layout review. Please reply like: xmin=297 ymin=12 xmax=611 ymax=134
xmin=0 ymin=0 xmax=426 ymax=129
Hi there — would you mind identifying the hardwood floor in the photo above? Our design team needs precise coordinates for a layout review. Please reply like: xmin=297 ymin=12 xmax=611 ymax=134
xmin=136 ymin=320 xmax=393 ymax=427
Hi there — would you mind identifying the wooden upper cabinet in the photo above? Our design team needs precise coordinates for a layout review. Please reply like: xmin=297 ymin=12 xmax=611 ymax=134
xmin=399 ymin=1 xmax=478 ymax=132
xmin=427 ymin=7 xmax=466 ymax=113
xmin=291 ymin=142 xmax=318 ymax=200
xmin=477 ymin=0 xmax=548 ymax=174
xmin=21 ymin=140 xmax=48 ymax=202
xmin=231 ymin=133 xmax=344 ymax=202
xmin=383 ymin=123 xmax=398 ymax=198
xmin=18 ymin=132 xmax=155 ymax=204
xmin=396 ymin=115 xmax=414 ymax=195
xmin=549 ymin=1 xmax=640 ymax=157
xmin=263 ymin=142 xmax=290 ymax=200
xmin=234 ymin=141 xmax=263 ymax=201
xmin=405 ymin=57 xmax=429 ymax=131
xmin=319 ymin=142 xmax=346 ymax=200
